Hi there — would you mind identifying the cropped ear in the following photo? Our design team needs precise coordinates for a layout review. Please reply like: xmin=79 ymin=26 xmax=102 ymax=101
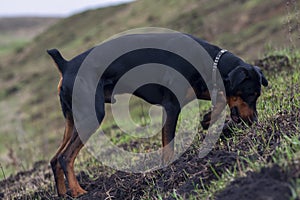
xmin=254 ymin=66 xmax=268 ymax=87
xmin=227 ymin=66 xmax=248 ymax=91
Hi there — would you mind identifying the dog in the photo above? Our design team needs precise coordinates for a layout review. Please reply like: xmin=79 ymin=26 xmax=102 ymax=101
xmin=47 ymin=33 xmax=268 ymax=197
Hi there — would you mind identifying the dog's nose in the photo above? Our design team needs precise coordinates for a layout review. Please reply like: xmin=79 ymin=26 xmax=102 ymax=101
xmin=230 ymin=106 xmax=240 ymax=123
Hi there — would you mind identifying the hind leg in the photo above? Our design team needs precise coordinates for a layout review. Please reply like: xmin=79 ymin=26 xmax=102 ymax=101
xmin=58 ymin=87 xmax=106 ymax=197
xmin=58 ymin=130 xmax=87 ymax=197
xmin=50 ymin=114 xmax=74 ymax=196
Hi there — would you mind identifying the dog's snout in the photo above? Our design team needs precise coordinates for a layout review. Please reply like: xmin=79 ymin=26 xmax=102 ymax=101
xmin=230 ymin=106 xmax=258 ymax=125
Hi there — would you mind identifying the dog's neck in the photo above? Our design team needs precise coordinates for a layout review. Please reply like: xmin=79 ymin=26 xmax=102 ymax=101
xmin=193 ymin=44 xmax=247 ymax=98
xmin=217 ymin=52 xmax=245 ymax=77
xmin=217 ymin=52 xmax=248 ymax=96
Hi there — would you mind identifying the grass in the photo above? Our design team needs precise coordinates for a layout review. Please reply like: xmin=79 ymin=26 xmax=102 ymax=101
xmin=0 ymin=37 xmax=28 ymax=56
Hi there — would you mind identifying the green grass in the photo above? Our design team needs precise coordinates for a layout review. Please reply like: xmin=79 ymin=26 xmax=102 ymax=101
xmin=0 ymin=37 xmax=28 ymax=56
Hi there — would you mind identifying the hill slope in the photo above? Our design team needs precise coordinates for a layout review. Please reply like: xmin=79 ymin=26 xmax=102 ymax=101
xmin=0 ymin=17 xmax=59 ymax=55
xmin=0 ymin=0 xmax=299 ymax=199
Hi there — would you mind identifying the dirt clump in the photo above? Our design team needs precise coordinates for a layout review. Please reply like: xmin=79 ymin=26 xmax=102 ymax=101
xmin=216 ymin=165 xmax=297 ymax=200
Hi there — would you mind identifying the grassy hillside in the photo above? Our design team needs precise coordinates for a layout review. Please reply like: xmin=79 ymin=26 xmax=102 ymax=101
xmin=0 ymin=17 xmax=59 ymax=55
xmin=0 ymin=0 xmax=299 ymax=199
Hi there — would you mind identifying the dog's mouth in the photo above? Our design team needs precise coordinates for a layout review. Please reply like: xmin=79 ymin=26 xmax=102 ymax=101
xmin=230 ymin=106 xmax=258 ymax=125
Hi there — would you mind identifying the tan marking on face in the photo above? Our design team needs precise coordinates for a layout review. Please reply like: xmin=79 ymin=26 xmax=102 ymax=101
xmin=227 ymin=96 xmax=254 ymax=120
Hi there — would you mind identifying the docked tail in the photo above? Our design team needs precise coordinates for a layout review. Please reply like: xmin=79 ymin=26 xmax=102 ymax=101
xmin=47 ymin=49 xmax=68 ymax=74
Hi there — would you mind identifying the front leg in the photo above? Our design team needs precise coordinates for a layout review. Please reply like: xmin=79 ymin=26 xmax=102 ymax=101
xmin=201 ymin=91 xmax=226 ymax=129
xmin=161 ymin=102 xmax=180 ymax=164
xmin=201 ymin=111 xmax=212 ymax=130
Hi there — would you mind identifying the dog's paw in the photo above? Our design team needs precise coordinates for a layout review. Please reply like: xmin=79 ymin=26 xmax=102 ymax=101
xmin=221 ymin=120 xmax=234 ymax=135
xmin=201 ymin=120 xmax=209 ymax=130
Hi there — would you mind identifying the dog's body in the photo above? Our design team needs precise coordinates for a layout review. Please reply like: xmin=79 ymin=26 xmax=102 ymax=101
xmin=48 ymin=33 xmax=268 ymax=197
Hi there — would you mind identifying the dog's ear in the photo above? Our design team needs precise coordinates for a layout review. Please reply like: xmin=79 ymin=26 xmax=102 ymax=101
xmin=227 ymin=66 xmax=248 ymax=91
xmin=47 ymin=49 xmax=68 ymax=74
xmin=254 ymin=66 xmax=268 ymax=87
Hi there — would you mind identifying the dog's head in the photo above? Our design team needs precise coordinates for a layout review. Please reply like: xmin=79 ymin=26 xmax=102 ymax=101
xmin=226 ymin=64 xmax=268 ymax=125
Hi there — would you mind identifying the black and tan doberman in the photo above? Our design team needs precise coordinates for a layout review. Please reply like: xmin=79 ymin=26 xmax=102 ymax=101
xmin=47 ymin=33 xmax=268 ymax=197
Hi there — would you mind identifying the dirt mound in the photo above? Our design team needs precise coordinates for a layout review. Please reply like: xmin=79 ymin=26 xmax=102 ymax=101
xmin=74 ymin=150 xmax=238 ymax=200
xmin=215 ymin=165 xmax=294 ymax=200
xmin=0 ymin=161 xmax=53 ymax=200
xmin=12 ymin=149 xmax=237 ymax=200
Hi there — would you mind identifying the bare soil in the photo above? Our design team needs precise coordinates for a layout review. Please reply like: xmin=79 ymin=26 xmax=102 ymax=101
xmin=216 ymin=164 xmax=299 ymax=200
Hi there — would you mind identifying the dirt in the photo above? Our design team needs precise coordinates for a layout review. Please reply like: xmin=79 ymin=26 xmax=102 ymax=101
xmin=0 ymin=161 xmax=53 ymax=200
xmin=1 ymin=147 xmax=239 ymax=199
xmin=216 ymin=164 xmax=298 ymax=200
xmin=97 ymin=151 xmax=236 ymax=200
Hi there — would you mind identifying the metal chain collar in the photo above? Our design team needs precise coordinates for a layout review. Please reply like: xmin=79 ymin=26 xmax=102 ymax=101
xmin=211 ymin=49 xmax=227 ymax=107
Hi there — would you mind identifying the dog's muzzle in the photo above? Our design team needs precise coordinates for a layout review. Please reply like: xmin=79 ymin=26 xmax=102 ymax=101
xmin=230 ymin=106 xmax=258 ymax=125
